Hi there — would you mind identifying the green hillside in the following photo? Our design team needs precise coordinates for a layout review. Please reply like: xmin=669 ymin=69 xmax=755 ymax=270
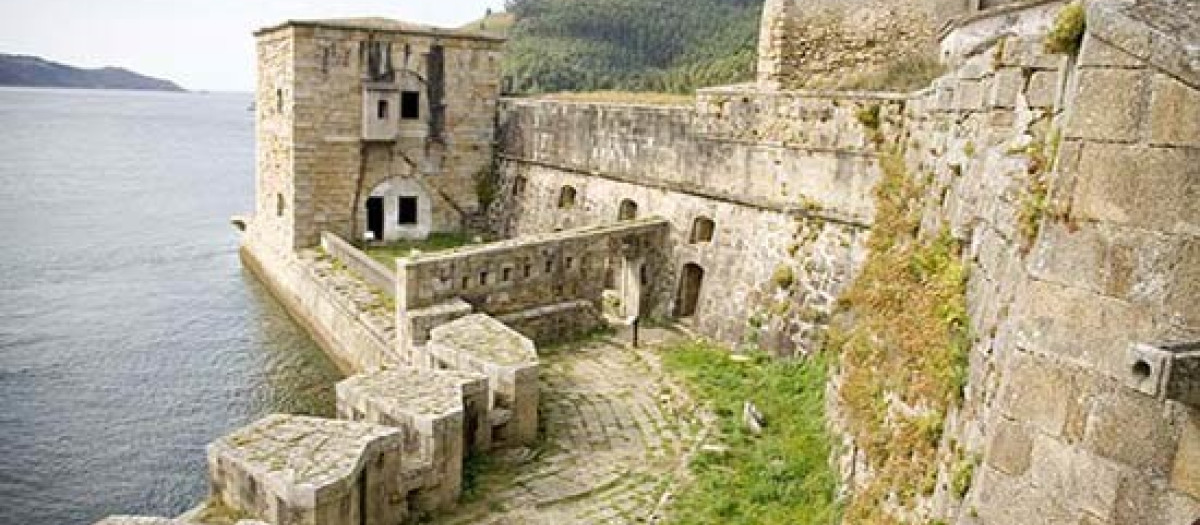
xmin=490 ymin=0 xmax=764 ymax=94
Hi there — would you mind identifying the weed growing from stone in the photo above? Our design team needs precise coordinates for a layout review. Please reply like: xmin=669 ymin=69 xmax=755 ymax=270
xmin=661 ymin=339 xmax=839 ymax=525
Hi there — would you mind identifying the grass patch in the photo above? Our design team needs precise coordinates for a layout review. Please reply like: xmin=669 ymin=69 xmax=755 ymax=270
xmin=662 ymin=340 xmax=839 ymax=525
xmin=830 ymin=152 xmax=971 ymax=522
xmin=533 ymin=91 xmax=696 ymax=106
xmin=362 ymin=232 xmax=477 ymax=267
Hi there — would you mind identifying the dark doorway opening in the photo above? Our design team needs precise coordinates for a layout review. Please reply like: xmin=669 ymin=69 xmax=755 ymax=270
xmin=675 ymin=263 xmax=704 ymax=318
xmin=398 ymin=196 xmax=418 ymax=225
xmin=401 ymin=91 xmax=421 ymax=120
xmin=366 ymin=197 xmax=385 ymax=241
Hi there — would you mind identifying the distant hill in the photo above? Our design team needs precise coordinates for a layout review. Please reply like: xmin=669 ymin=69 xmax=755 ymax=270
xmin=0 ymin=54 xmax=184 ymax=92
xmin=493 ymin=0 xmax=764 ymax=95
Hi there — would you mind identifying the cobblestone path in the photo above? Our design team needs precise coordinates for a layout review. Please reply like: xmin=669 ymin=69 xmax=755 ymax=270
xmin=443 ymin=328 xmax=705 ymax=524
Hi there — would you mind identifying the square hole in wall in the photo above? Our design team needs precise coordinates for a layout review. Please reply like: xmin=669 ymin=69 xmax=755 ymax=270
xmin=401 ymin=91 xmax=420 ymax=120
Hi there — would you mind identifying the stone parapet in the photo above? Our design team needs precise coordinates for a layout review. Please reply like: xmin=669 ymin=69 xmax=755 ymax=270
xmin=206 ymin=414 xmax=406 ymax=525
xmin=426 ymin=314 xmax=539 ymax=446
xmin=337 ymin=368 xmax=490 ymax=513
xmin=321 ymin=231 xmax=397 ymax=297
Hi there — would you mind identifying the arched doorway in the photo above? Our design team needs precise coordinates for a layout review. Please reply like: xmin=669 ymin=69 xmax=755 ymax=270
xmin=675 ymin=263 xmax=704 ymax=318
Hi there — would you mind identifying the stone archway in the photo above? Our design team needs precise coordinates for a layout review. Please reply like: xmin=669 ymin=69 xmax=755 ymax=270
xmin=358 ymin=177 xmax=433 ymax=242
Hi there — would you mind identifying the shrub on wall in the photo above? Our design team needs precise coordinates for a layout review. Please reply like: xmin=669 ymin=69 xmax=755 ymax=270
xmin=1045 ymin=1 xmax=1086 ymax=54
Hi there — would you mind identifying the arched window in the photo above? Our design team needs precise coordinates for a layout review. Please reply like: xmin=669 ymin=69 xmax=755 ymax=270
xmin=618 ymin=199 xmax=638 ymax=220
xmin=558 ymin=186 xmax=577 ymax=209
xmin=690 ymin=217 xmax=715 ymax=243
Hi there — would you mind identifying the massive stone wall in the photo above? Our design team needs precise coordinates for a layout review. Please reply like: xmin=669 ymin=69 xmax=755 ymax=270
xmin=492 ymin=95 xmax=890 ymax=351
xmin=845 ymin=1 xmax=1200 ymax=523
xmin=241 ymin=231 xmax=399 ymax=374
xmin=255 ymin=21 xmax=504 ymax=250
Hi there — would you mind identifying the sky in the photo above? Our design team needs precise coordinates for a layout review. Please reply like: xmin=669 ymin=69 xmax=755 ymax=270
xmin=0 ymin=0 xmax=507 ymax=91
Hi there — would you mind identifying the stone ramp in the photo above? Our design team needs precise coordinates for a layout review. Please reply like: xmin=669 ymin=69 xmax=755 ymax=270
xmin=442 ymin=329 xmax=703 ymax=524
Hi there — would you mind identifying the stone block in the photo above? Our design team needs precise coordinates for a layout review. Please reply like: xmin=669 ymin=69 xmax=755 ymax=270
xmin=989 ymin=68 xmax=1026 ymax=109
xmin=1085 ymin=385 xmax=1183 ymax=477
xmin=953 ymin=79 xmax=987 ymax=112
xmin=996 ymin=351 xmax=1083 ymax=437
xmin=1065 ymin=69 xmax=1147 ymax=143
xmin=1029 ymin=434 xmax=1124 ymax=519
xmin=1026 ymin=70 xmax=1060 ymax=109
xmin=427 ymin=314 xmax=540 ymax=447
xmin=987 ymin=418 xmax=1034 ymax=475
xmin=1012 ymin=280 xmax=1155 ymax=378
xmin=337 ymin=367 xmax=490 ymax=513
xmin=1172 ymin=415 xmax=1200 ymax=499
xmin=207 ymin=414 xmax=407 ymax=525
xmin=1147 ymin=73 xmax=1200 ymax=147
xmin=1072 ymin=143 xmax=1200 ymax=236
xmin=1078 ymin=36 xmax=1146 ymax=69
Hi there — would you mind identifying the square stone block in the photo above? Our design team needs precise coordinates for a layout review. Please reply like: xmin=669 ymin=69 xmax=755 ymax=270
xmin=1065 ymin=69 xmax=1147 ymax=143
xmin=1072 ymin=143 xmax=1200 ymax=236
xmin=1172 ymin=415 xmax=1200 ymax=499
xmin=1148 ymin=73 xmax=1200 ymax=147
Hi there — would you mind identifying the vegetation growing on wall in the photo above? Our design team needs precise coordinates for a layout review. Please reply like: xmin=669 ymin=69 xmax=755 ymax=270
xmin=829 ymin=152 xmax=971 ymax=522
xmin=1016 ymin=128 xmax=1061 ymax=251
xmin=499 ymin=0 xmax=763 ymax=94
xmin=1045 ymin=1 xmax=1086 ymax=54
xmin=662 ymin=339 xmax=839 ymax=524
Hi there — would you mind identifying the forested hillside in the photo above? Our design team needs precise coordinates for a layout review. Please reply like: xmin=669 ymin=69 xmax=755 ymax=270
xmin=496 ymin=0 xmax=764 ymax=94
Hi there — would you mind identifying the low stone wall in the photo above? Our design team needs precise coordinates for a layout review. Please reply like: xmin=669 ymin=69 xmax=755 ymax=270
xmin=396 ymin=219 xmax=671 ymax=347
xmin=241 ymin=229 xmax=398 ymax=374
xmin=320 ymin=231 xmax=397 ymax=298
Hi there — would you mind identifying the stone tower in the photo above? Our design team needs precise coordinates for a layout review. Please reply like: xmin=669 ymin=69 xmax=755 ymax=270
xmin=754 ymin=0 xmax=970 ymax=91
xmin=755 ymin=0 xmax=799 ymax=91
xmin=252 ymin=18 xmax=505 ymax=251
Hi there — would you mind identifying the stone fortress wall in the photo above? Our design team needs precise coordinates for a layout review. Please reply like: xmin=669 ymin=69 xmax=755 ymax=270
xmin=899 ymin=1 xmax=1200 ymax=522
xmin=102 ymin=0 xmax=1198 ymax=523
xmin=487 ymin=0 xmax=1199 ymax=522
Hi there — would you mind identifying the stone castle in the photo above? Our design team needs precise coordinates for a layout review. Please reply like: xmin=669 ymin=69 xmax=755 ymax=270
xmin=100 ymin=0 xmax=1198 ymax=523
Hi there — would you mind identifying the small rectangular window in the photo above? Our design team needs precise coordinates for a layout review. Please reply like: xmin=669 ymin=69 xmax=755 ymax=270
xmin=401 ymin=91 xmax=420 ymax=120
xmin=377 ymin=99 xmax=389 ymax=119
xmin=398 ymin=197 xmax=418 ymax=225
